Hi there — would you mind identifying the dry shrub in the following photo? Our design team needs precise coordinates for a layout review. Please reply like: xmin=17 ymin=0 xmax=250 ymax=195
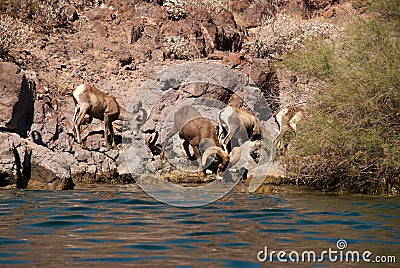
xmin=163 ymin=0 xmax=186 ymax=20
xmin=163 ymin=36 xmax=198 ymax=59
xmin=0 ymin=15 xmax=33 ymax=57
xmin=0 ymin=0 xmax=101 ymax=33
xmin=182 ymin=0 xmax=233 ymax=12
xmin=243 ymin=13 xmax=339 ymax=58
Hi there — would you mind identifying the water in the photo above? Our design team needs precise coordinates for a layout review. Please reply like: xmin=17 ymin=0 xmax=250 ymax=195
xmin=1 ymin=184 xmax=399 ymax=267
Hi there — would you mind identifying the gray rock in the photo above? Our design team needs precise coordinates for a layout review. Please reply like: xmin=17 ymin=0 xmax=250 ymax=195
xmin=0 ymin=132 xmax=75 ymax=190
xmin=105 ymin=149 xmax=119 ymax=160
xmin=0 ymin=133 xmax=28 ymax=187
xmin=74 ymin=146 xmax=92 ymax=162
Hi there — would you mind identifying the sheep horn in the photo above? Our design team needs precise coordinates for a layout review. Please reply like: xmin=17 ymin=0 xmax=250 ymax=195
xmin=228 ymin=147 xmax=241 ymax=168
xmin=201 ymin=146 xmax=229 ymax=168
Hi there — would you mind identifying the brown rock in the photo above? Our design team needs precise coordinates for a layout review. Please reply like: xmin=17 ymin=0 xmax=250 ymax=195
xmin=242 ymin=59 xmax=280 ymax=114
xmin=131 ymin=24 xmax=144 ymax=44
xmin=323 ymin=6 xmax=336 ymax=18
xmin=306 ymin=0 xmax=333 ymax=11
xmin=222 ymin=53 xmax=250 ymax=68
xmin=238 ymin=2 xmax=276 ymax=28
xmin=231 ymin=0 xmax=250 ymax=13
xmin=131 ymin=44 xmax=152 ymax=63
xmin=29 ymin=98 xmax=66 ymax=148
xmin=132 ymin=2 xmax=168 ymax=25
xmin=211 ymin=7 xmax=237 ymax=29
xmin=85 ymin=7 xmax=107 ymax=21
xmin=65 ymin=5 xmax=79 ymax=21
xmin=162 ymin=6 xmax=242 ymax=56
xmin=119 ymin=50 xmax=133 ymax=66
xmin=214 ymin=26 xmax=242 ymax=52
xmin=286 ymin=0 xmax=311 ymax=18
xmin=162 ymin=20 xmax=205 ymax=59
xmin=0 ymin=62 xmax=35 ymax=138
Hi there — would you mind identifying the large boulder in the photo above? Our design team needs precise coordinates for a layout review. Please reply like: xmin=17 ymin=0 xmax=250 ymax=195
xmin=0 ymin=132 xmax=75 ymax=190
xmin=135 ymin=62 xmax=277 ymax=169
xmin=0 ymin=62 xmax=35 ymax=138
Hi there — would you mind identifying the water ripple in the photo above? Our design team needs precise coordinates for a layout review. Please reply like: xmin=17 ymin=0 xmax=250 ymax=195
xmin=0 ymin=187 xmax=399 ymax=267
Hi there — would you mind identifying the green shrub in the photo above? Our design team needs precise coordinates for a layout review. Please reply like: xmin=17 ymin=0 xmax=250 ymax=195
xmin=282 ymin=39 xmax=335 ymax=80
xmin=282 ymin=0 xmax=400 ymax=194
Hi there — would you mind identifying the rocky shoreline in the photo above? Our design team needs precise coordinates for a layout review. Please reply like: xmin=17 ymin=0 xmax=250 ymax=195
xmin=0 ymin=0 xmax=344 ymax=191
xmin=0 ymin=59 xmax=290 ymax=190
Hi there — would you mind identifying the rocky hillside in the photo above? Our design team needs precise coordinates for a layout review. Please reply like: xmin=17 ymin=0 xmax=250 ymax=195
xmin=0 ymin=0 xmax=358 ymax=190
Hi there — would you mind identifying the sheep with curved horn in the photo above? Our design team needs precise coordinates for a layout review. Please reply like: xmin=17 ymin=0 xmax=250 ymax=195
xmin=160 ymin=105 xmax=240 ymax=179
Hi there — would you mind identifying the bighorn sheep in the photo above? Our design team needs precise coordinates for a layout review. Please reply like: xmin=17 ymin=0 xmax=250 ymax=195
xmin=274 ymin=105 xmax=304 ymax=150
xmin=160 ymin=106 xmax=240 ymax=178
xmin=72 ymin=83 xmax=147 ymax=148
xmin=218 ymin=106 xmax=261 ymax=151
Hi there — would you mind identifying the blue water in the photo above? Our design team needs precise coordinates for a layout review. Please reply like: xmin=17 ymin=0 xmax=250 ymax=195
xmin=0 ymin=184 xmax=399 ymax=267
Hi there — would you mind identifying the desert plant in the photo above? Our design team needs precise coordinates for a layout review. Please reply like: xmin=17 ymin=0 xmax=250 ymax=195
xmin=0 ymin=15 xmax=33 ymax=58
xmin=163 ymin=36 xmax=198 ymax=59
xmin=34 ymin=0 xmax=68 ymax=33
xmin=0 ymin=0 xmax=101 ymax=33
xmin=163 ymin=0 xmax=186 ymax=20
xmin=282 ymin=0 xmax=400 ymax=194
xmin=243 ymin=13 xmax=338 ymax=58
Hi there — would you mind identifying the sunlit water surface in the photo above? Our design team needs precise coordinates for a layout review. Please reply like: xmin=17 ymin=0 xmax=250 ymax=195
xmin=1 ymin=184 xmax=399 ymax=267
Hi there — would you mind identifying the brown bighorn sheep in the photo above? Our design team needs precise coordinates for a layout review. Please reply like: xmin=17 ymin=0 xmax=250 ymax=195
xmin=160 ymin=105 xmax=202 ymax=160
xmin=160 ymin=106 xmax=240 ymax=178
xmin=218 ymin=106 xmax=261 ymax=152
xmin=274 ymin=105 xmax=305 ymax=150
xmin=72 ymin=83 xmax=147 ymax=149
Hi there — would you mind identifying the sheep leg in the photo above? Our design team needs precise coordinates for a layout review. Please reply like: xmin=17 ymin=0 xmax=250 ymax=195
xmin=192 ymin=145 xmax=206 ymax=177
xmin=73 ymin=105 xmax=80 ymax=125
xmin=274 ymin=121 xmax=290 ymax=143
xmin=160 ymin=127 xmax=178 ymax=159
xmin=72 ymin=105 xmax=80 ymax=139
xmin=108 ymin=120 xmax=116 ymax=148
xmin=74 ymin=104 xmax=89 ymax=144
xmin=104 ymin=115 xmax=112 ymax=149
xmin=222 ymin=128 xmax=237 ymax=152
xmin=183 ymin=140 xmax=195 ymax=161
